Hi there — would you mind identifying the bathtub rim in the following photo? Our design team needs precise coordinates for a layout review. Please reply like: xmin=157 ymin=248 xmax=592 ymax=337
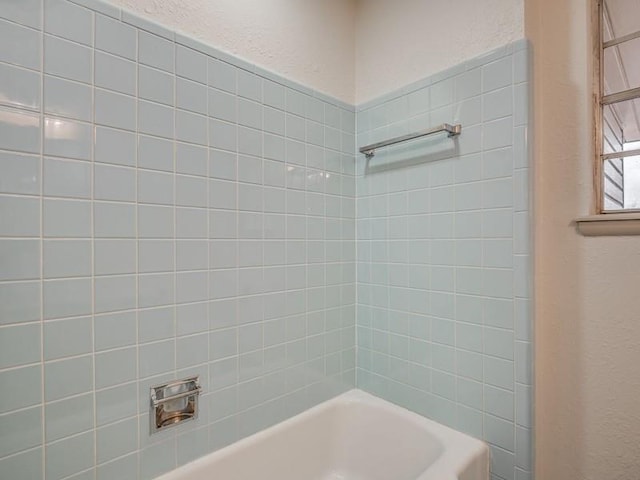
xmin=155 ymin=388 xmax=489 ymax=480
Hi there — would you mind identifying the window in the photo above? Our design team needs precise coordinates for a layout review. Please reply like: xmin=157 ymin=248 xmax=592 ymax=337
xmin=596 ymin=0 xmax=640 ymax=212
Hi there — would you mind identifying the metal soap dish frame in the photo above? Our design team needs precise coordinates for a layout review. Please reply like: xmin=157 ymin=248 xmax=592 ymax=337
xmin=150 ymin=376 xmax=201 ymax=434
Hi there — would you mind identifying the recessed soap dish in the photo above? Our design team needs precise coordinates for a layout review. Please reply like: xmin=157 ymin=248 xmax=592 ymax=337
xmin=150 ymin=376 xmax=201 ymax=434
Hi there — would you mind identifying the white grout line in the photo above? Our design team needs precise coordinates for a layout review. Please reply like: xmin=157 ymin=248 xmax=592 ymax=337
xmin=38 ymin=1 xmax=46 ymax=477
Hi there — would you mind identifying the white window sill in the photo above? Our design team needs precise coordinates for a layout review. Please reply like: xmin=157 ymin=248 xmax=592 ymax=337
xmin=575 ymin=213 xmax=640 ymax=236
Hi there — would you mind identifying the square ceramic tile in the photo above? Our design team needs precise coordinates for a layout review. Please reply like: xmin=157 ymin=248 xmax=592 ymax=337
xmin=0 ymin=195 xmax=40 ymax=236
xmin=0 ymin=106 xmax=41 ymax=153
xmin=44 ymin=157 xmax=91 ymax=198
xmin=94 ymin=164 xmax=136 ymax=202
xmin=95 ymin=13 xmax=136 ymax=60
xmin=176 ymin=333 xmax=209 ymax=369
xmin=140 ymin=438 xmax=176 ymax=479
xmin=44 ymin=75 xmax=92 ymax=122
xmin=139 ymin=65 xmax=174 ymax=106
xmin=94 ymin=311 xmax=137 ymax=351
xmin=0 ymin=151 xmax=39 ymax=196
xmin=95 ymin=51 xmax=137 ymax=96
xmin=44 ymin=117 xmax=92 ymax=160
xmin=43 ymin=278 xmax=92 ymax=319
xmin=176 ymin=239 xmax=208 ymax=271
xmin=208 ymin=87 xmax=237 ymax=123
xmin=0 ymin=406 xmax=42 ymax=457
xmin=45 ymin=393 xmax=94 ymax=442
xmin=139 ymin=100 xmax=174 ymax=138
xmin=0 ymin=364 xmax=41 ymax=414
xmin=139 ymin=134 xmax=174 ymax=171
xmin=176 ymin=302 xmax=208 ymax=335
xmin=44 ymin=355 xmax=93 ymax=401
xmin=0 ymin=281 xmax=41 ymax=325
xmin=96 ymin=383 xmax=138 ymax=427
xmin=94 ymin=275 xmax=136 ymax=313
xmin=208 ymin=58 xmax=236 ymax=94
xmin=139 ymin=239 xmax=174 ymax=273
xmin=95 ymin=89 xmax=136 ymax=131
xmin=209 ymin=118 xmax=237 ymax=152
xmin=43 ymin=199 xmax=91 ymax=237
xmin=0 ymin=62 xmax=41 ymax=111
xmin=0 ymin=239 xmax=40 ymax=280
xmin=176 ymin=174 xmax=207 ymax=207
xmin=483 ymin=86 xmax=513 ymax=122
xmin=176 ymin=143 xmax=207 ymax=176
xmin=138 ymin=204 xmax=174 ymax=238
xmin=238 ymin=98 xmax=262 ymax=130
xmin=45 ymin=0 xmax=93 ymax=46
xmin=238 ymin=126 xmax=262 ymax=157
xmin=139 ymin=339 xmax=175 ymax=378
xmin=94 ymin=201 xmax=136 ymax=238
xmin=139 ymin=307 xmax=174 ymax=343
xmin=0 ymin=323 xmax=41 ymax=369
xmin=43 ymin=239 xmax=92 ymax=278
xmin=138 ymin=272 xmax=174 ymax=308
xmin=176 ymin=207 xmax=207 ymax=238
xmin=176 ymin=109 xmax=208 ymax=145
xmin=95 ymin=239 xmax=136 ymax=275
xmin=96 ymin=417 xmax=138 ymax=464
xmin=0 ymin=448 xmax=42 ymax=479
xmin=95 ymin=347 xmax=137 ymax=389
xmin=44 ymin=34 xmax=92 ymax=83
xmin=177 ymin=77 xmax=207 ymax=115
xmin=483 ymin=56 xmax=513 ymax=92
xmin=177 ymin=45 xmax=207 ymax=84
xmin=176 ymin=271 xmax=208 ymax=303
xmin=138 ymin=169 xmax=174 ymax=205
xmin=263 ymin=80 xmax=284 ymax=110
xmin=139 ymin=30 xmax=174 ymax=72
xmin=0 ymin=0 xmax=42 ymax=29
xmin=0 ymin=19 xmax=42 ymax=70
xmin=237 ymin=69 xmax=261 ymax=102
xmin=209 ymin=148 xmax=237 ymax=181
xmin=45 ymin=430 xmax=94 ymax=480
xmin=95 ymin=126 xmax=137 ymax=167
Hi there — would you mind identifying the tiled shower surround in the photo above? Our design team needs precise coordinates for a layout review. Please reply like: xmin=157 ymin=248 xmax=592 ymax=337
xmin=355 ymin=42 xmax=532 ymax=480
xmin=0 ymin=1 xmax=531 ymax=480
xmin=0 ymin=1 xmax=356 ymax=478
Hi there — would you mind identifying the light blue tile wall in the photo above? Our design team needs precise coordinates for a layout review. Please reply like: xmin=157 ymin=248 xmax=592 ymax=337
xmin=354 ymin=41 xmax=533 ymax=480
xmin=0 ymin=0 xmax=356 ymax=478
xmin=0 ymin=1 xmax=533 ymax=479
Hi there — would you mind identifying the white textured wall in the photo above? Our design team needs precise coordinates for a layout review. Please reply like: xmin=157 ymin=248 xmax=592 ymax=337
xmin=354 ymin=0 xmax=524 ymax=103
xmin=106 ymin=0 xmax=356 ymax=103
xmin=106 ymin=0 xmax=525 ymax=105
xmin=527 ymin=0 xmax=640 ymax=478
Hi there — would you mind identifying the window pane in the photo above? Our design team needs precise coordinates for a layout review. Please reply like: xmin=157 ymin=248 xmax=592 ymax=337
xmin=604 ymin=158 xmax=624 ymax=209
xmin=603 ymin=149 xmax=640 ymax=211
xmin=602 ymin=99 xmax=640 ymax=154
xmin=603 ymin=0 xmax=640 ymax=41
xmin=604 ymin=36 xmax=640 ymax=96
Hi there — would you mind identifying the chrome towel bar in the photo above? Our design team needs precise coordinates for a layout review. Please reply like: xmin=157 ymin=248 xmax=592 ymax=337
xmin=359 ymin=123 xmax=462 ymax=159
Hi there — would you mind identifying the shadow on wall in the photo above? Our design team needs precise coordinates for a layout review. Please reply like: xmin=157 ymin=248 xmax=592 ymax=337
xmin=362 ymin=136 xmax=459 ymax=175
xmin=531 ymin=0 xmax=587 ymax=478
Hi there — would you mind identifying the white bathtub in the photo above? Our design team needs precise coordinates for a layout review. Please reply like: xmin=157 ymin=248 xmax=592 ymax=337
xmin=157 ymin=389 xmax=489 ymax=480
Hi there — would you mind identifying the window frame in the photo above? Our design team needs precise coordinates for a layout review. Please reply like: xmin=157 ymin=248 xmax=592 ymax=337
xmin=576 ymin=0 xmax=640 ymax=234
xmin=593 ymin=0 xmax=640 ymax=214
xmin=593 ymin=0 xmax=603 ymax=214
